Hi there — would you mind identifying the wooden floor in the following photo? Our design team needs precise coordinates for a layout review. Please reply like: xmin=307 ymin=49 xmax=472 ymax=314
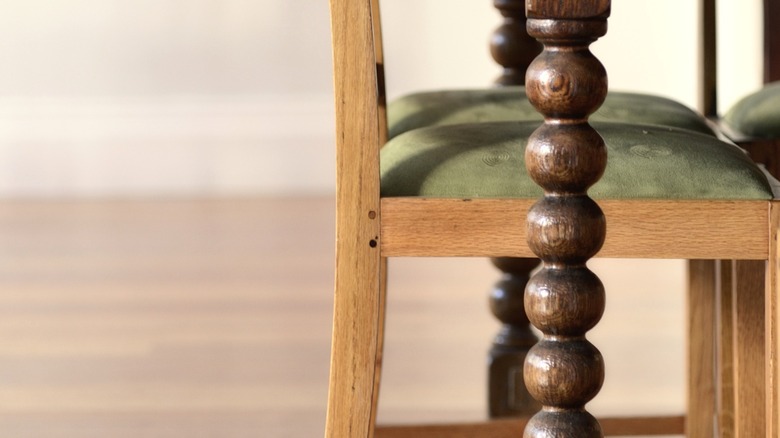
xmin=0 ymin=197 xmax=686 ymax=437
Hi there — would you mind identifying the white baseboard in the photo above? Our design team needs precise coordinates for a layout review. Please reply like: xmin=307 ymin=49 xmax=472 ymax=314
xmin=0 ymin=94 xmax=335 ymax=198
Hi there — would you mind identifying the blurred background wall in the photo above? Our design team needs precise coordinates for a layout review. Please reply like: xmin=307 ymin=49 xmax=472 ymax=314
xmin=0 ymin=0 xmax=762 ymax=198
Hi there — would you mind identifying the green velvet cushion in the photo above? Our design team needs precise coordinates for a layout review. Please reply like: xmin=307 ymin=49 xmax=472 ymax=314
xmin=724 ymin=81 xmax=780 ymax=138
xmin=388 ymin=87 xmax=715 ymax=139
xmin=381 ymin=121 xmax=772 ymax=200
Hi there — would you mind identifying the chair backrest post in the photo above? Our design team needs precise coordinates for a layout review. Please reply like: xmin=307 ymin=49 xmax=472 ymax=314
xmin=700 ymin=0 xmax=718 ymax=117
xmin=765 ymin=0 xmax=780 ymax=83
xmin=326 ymin=2 xmax=384 ymax=435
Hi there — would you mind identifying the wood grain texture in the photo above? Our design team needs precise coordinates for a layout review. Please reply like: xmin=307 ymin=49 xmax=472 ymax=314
xmin=380 ymin=198 xmax=770 ymax=260
xmin=370 ymin=258 xmax=389 ymax=432
xmin=733 ymin=260 xmax=766 ymax=437
xmin=768 ymin=202 xmax=780 ymax=437
xmin=522 ymin=10 xmax=610 ymax=436
xmin=374 ymin=416 xmax=684 ymax=437
xmin=718 ymin=260 xmax=736 ymax=437
xmin=370 ymin=0 xmax=388 ymax=145
xmin=326 ymin=0 xmax=384 ymax=436
xmin=686 ymin=260 xmax=716 ymax=438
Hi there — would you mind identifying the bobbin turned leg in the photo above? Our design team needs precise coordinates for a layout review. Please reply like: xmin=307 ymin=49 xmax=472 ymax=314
xmin=488 ymin=258 xmax=542 ymax=417
xmin=491 ymin=0 xmax=543 ymax=86
xmin=487 ymin=0 xmax=543 ymax=418
xmin=523 ymin=1 xmax=611 ymax=436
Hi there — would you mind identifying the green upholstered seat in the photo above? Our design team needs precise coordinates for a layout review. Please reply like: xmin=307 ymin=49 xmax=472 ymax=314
xmin=388 ymin=87 xmax=716 ymax=139
xmin=380 ymin=121 xmax=772 ymax=200
xmin=724 ymin=81 xmax=780 ymax=138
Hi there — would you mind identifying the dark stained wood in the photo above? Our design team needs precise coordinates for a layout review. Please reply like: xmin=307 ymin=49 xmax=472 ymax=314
xmin=490 ymin=0 xmax=542 ymax=85
xmin=374 ymin=416 xmax=685 ymax=437
xmin=739 ymin=139 xmax=780 ymax=179
xmin=701 ymin=0 xmax=717 ymax=117
xmin=487 ymin=0 xmax=542 ymax=419
xmin=526 ymin=0 xmax=610 ymax=19
xmin=522 ymin=2 xmax=610 ymax=436
xmin=765 ymin=0 xmax=780 ymax=83
xmin=487 ymin=258 xmax=541 ymax=418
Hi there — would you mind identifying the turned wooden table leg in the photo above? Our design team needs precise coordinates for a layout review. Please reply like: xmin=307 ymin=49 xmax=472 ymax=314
xmin=523 ymin=2 xmax=610 ymax=436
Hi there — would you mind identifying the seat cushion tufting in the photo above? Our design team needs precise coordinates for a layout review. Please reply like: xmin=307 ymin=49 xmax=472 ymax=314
xmin=388 ymin=87 xmax=716 ymax=139
xmin=380 ymin=121 xmax=772 ymax=200
xmin=724 ymin=81 xmax=780 ymax=139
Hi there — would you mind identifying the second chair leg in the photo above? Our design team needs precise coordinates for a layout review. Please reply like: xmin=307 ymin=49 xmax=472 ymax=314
xmin=766 ymin=206 xmax=780 ymax=438
xmin=487 ymin=257 xmax=541 ymax=418
xmin=732 ymin=260 xmax=766 ymax=437
xmin=687 ymin=259 xmax=717 ymax=437
xmin=685 ymin=259 xmax=771 ymax=438
xmin=716 ymin=260 xmax=735 ymax=436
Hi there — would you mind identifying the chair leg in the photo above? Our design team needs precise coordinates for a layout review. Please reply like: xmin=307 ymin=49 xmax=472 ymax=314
xmin=324 ymin=244 xmax=385 ymax=437
xmin=687 ymin=259 xmax=717 ymax=437
xmin=716 ymin=260 xmax=735 ymax=436
xmin=487 ymin=257 xmax=540 ymax=418
xmin=732 ymin=260 xmax=766 ymax=437
xmin=766 ymin=204 xmax=779 ymax=438
xmin=370 ymin=258 xmax=389 ymax=430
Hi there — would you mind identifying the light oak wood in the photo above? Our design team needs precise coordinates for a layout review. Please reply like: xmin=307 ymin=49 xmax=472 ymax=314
xmin=370 ymin=258 xmax=389 ymax=432
xmin=768 ymin=203 xmax=780 ymax=438
xmin=370 ymin=0 xmax=388 ymax=146
xmin=733 ymin=260 xmax=766 ymax=437
xmin=718 ymin=259 xmax=736 ymax=437
xmin=381 ymin=198 xmax=770 ymax=260
xmin=326 ymin=0 xmax=384 ymax=436
xmin=687 ymin=260 xmax=716 ymax=437
xmin=374 ymin=415 xmax=684 ymax=437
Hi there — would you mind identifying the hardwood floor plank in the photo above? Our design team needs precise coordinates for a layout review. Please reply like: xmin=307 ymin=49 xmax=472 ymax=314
xmin=0 ymin=198 xmax=685 ymax=436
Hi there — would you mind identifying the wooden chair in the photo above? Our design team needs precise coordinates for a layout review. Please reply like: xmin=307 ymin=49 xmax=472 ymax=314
xmin=484 ymin=0 xmax=780 ymax=421
xmin=325 ymin=0 xmax=780 ymax=436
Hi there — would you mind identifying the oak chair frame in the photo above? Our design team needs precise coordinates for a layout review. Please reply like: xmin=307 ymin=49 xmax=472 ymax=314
xmin=325 ymin=0 xmax=780 ymax=436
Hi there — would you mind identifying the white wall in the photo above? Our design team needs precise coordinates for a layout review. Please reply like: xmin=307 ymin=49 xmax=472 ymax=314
xmin=0 ymin=0 xmax=336 ymax=197
xmin=0 ymin=0 xmax=763 ymax=198
xmin=383 ymin=0 xmax=763 ymax=109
